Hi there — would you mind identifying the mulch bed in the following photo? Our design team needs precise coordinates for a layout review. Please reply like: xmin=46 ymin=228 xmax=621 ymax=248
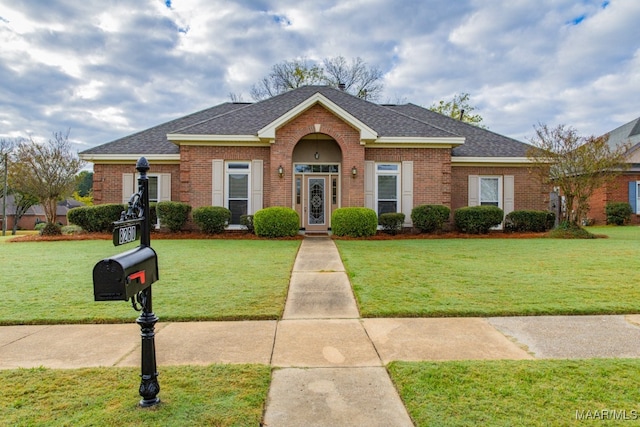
xmin=7 ymin=230 xmax=548 ymax=242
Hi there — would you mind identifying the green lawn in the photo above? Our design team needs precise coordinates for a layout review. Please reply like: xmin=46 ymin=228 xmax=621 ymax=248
xmin=389 ymin=358 xmax=640 ymax=426
xmin=0 ymin=365 xmax=270 ymax=426
xmin=0 ymin=239 xmax=300 ymax=325
xmin=336 ymin=226 xmax=640 ymax=317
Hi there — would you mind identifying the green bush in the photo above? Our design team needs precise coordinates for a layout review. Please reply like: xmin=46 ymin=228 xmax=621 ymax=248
xmin=156 ymin=201 xmax=191 ymax=232
xmin=605 ymin=202 xmax=633 ymax=225
xmin=67 ymin=204 xmax=127 ymax=233
xmin=548 ymin=221 xmax=596 ymax=239
xmin=379 ymin=212 xmax=405 ymax=235
xmin=411 ymin=204 xmax=450 ymax=233
xmin=240 ymin=214 xmax=254 ymax=234
xmin=254 ymin=207 xmax=299 ymax=238
xmin=454 ymin=205 xmax=504 ymax=234
xmin=61 ymin=224 xmax=84 ymax=235
xmin=331 ymin=207 xmax=378 ymax=237
xmin=192 ymin=206 xmax=231 ymax=234
xmin=40 ymin=222 xmax=62 ymax=236
xmin=34 ymin=222 xmax=47 ymax=231
xmin=504 ymin=210 xmax=555 ymax=232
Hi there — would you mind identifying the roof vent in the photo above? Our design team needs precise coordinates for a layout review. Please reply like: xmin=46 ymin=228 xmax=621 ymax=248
xmin=338 ymin=83 xmax=346 ymax=91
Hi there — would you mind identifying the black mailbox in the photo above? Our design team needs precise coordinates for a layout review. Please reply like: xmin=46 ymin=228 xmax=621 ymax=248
xmin=93 ymin=246 xmax=159 ymax=301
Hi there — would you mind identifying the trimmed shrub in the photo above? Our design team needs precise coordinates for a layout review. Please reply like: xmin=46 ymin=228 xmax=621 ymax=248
xmin=156 ymin=201 xmax=191 ymax=232
xmin=548 ymin=221 xmax=596 ymax=239
xmin=61 ymin=224 xmax=84 ymax=235
xmin=379 ymin=212 xmax=405 ymax=235
xmin=192 ymin=206 xmax=231 ymax=234
xmin=40 ymin=222 xmax=62 ymax=236
xmin=605 ymin=202 xmax=633 ymax=225
xmin=240 ymin=214 xmax=255 ymax=234
xmin=254 ymin=207 xmax=299 ymax=238
xmin=331 ymin=207 xmax=378 ymax=237
xmin=34 ymin=222 xmax=47 ymax=231
xmin=504 ymin=210 xmax=555 ymax=232
xmin=411 ymin=204 xmax=450 ymax=233
xmin=454 ymin=205 xmax=504 ymax=234
xmin=67 ymin=204 xmax=126 ymax=232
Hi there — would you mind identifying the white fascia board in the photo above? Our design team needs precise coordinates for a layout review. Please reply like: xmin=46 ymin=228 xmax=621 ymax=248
xmin=167 ymin=134 xmax=261 ymax=143
xmin=79 ymin=153 xmax=180 ymax=163
xmin=452 ymin=156 xmax=532 ymax=164
xmin=373 ymin=136 xmax=465 ymax=146
xmin=257 ymin=92 xmax=378 ymax=141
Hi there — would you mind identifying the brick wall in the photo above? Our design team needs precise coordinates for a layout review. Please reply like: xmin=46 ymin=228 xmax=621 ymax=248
xmin=93 ymin=163 xmax=180 ymax=204
xmin=451 ymin=165 xmax=548 ymax=211
xmin=179 ymin=145 xmax=270 ymax=207
xmin=273 ymin=104 xmax=365 ymax=207
xmin=588 ymin=174 xmax=640 ymax=224
xmin=365 ymin=147 xmax=452 ymax=206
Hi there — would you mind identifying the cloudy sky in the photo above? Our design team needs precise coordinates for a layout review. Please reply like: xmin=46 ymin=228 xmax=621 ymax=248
xmin=1 ymin=0 xmax=639 ymax=153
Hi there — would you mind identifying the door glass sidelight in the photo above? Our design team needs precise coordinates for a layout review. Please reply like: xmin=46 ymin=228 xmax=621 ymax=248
xmin=308 ymin=178 xmax=325 ymax=225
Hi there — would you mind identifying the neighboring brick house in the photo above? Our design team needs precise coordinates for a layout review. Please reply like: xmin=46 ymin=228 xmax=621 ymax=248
xmin=586 ymin=116 xmax=640 ymax=224
xmin=79 ymin=86 xmax=547 ymax=232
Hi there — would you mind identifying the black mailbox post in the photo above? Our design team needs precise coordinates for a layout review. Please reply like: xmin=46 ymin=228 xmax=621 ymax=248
xmin=92 ymin=157 xmax=161 ymax=407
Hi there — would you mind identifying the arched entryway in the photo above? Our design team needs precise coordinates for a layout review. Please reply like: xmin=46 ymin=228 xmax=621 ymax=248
xmin=292 ymin=134 xmax=342 ymax=232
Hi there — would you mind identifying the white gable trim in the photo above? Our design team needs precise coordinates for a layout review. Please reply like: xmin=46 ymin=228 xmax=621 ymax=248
xmin=257 ymin=92 xmax=378 ymax=142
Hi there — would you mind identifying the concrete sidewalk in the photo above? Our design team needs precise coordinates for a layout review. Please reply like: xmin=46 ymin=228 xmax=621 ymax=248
xmin=3 ymin=236 xmax=640 ymax=425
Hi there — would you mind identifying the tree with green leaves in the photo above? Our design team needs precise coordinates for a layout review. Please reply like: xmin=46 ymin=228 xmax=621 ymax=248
xmin=526 ymin=123 xmax=630 ymax=226
xmin=248 ymin=56 xmax=383 ymax=101
xmin=9 ymin=130 xmax=85 ymax=232
xmin=429 ymin=93 xmax=485 ymax=128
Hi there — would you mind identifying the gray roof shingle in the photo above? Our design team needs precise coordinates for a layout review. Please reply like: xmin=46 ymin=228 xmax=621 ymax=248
xmin=81 ymin=86 xmax=530 ymax=158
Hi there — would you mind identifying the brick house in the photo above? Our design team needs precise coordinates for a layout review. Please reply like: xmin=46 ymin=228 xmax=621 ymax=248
xmin=80 ymin=86 xmax=547 ymax=232
xmin=586 ymin=116 xmax=640 ymax=224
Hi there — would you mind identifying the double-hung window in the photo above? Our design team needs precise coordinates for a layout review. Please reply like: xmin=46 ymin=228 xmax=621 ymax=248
xmin=376 ymin=164 xmax=400 ymax=215
xmin=226 ymin=162 xmax=250 ymax=225
xmin=479 ymin=177 xmax=501 ymax=207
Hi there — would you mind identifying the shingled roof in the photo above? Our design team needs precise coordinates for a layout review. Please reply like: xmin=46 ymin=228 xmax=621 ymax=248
xmin=81 ymin=85 xmax=530 ymax=158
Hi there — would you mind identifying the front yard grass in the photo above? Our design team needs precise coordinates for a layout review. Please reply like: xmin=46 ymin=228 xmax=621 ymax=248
xmin=336 ymin=226 xmax=640 ymax=317
xmin=388 ymin=358 xmax=640 ymax=426
xmin=0 ymin=364 xmax=270 ymax=426
xmin=0 ymin=239 xmax=300 ymax=325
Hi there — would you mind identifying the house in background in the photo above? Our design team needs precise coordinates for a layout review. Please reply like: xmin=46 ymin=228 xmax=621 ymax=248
xmin=587 ymin=116 xmax=640 ymax=224
xmin=0 ymin=195 xmax=81 ymax=231
xmin=79 ymin=86 xmax=547 ymax=232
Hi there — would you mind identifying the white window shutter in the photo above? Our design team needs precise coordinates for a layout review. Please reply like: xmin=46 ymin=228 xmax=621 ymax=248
xmin=251 ymin=159 xmax=263 ymax=213
xmin=503 ymin=175 xmax=514 ymax=215
xmin=468 ymin=175 xmax=479 ymax=206
xmin=212 ymin=160 xmax=224 ymax=206
xmin=401 ymin=161 xmax=413 ymax=226
xmin=122 ymin=173 xmax=135 ymax=203
xmin=364 ymin=161 xmax=375 ymax=210
xmin=159 ymin=174 xmax=171 ymax=201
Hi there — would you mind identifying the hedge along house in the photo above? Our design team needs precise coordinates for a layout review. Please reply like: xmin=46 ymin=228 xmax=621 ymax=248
xmin=586 ymin=116 xmax=640 ymax=224
xmin=80 ymin=86 xmax=547 ymax=232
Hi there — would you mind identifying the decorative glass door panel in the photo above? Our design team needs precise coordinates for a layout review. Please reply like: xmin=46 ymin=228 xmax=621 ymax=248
xmin=308 ymin=178 xmax=325 ymax=225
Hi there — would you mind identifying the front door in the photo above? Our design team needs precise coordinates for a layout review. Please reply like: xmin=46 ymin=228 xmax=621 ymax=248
xmin=305 ymin=176 xmax=328 ymax=232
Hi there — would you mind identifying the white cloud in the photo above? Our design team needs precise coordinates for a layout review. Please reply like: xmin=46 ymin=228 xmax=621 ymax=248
xmin=0 ymin=0 xmax=638 ymax=147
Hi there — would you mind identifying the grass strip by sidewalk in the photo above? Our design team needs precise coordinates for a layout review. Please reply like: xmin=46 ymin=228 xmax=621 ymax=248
xmin=0 ymin=364 xmax=270 ymax=427
xmin=0 ymin=239 xmax=300 ymax=325
xmin=388 ymin=358 xmax=640 ymax=426
xmin=336 ymin=226 xmax=640 ymax=317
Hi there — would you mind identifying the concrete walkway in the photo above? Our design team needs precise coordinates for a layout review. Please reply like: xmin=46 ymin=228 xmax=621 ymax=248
xmin=3 ymin=237 xmax=640 ymax=424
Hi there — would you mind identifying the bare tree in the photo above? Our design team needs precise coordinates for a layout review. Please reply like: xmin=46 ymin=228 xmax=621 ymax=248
xmin=527 ymin=123 xmax=630 ymax=225
xmin=322 ymin=56 xmax=383 ymax=101
xmin=10 ymin=130 xmax=85 ymax=229
xmin=250 ymin=56 xmax=384 ymax=101
xmin=429 ymin=93 xmax=486 ymax=128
